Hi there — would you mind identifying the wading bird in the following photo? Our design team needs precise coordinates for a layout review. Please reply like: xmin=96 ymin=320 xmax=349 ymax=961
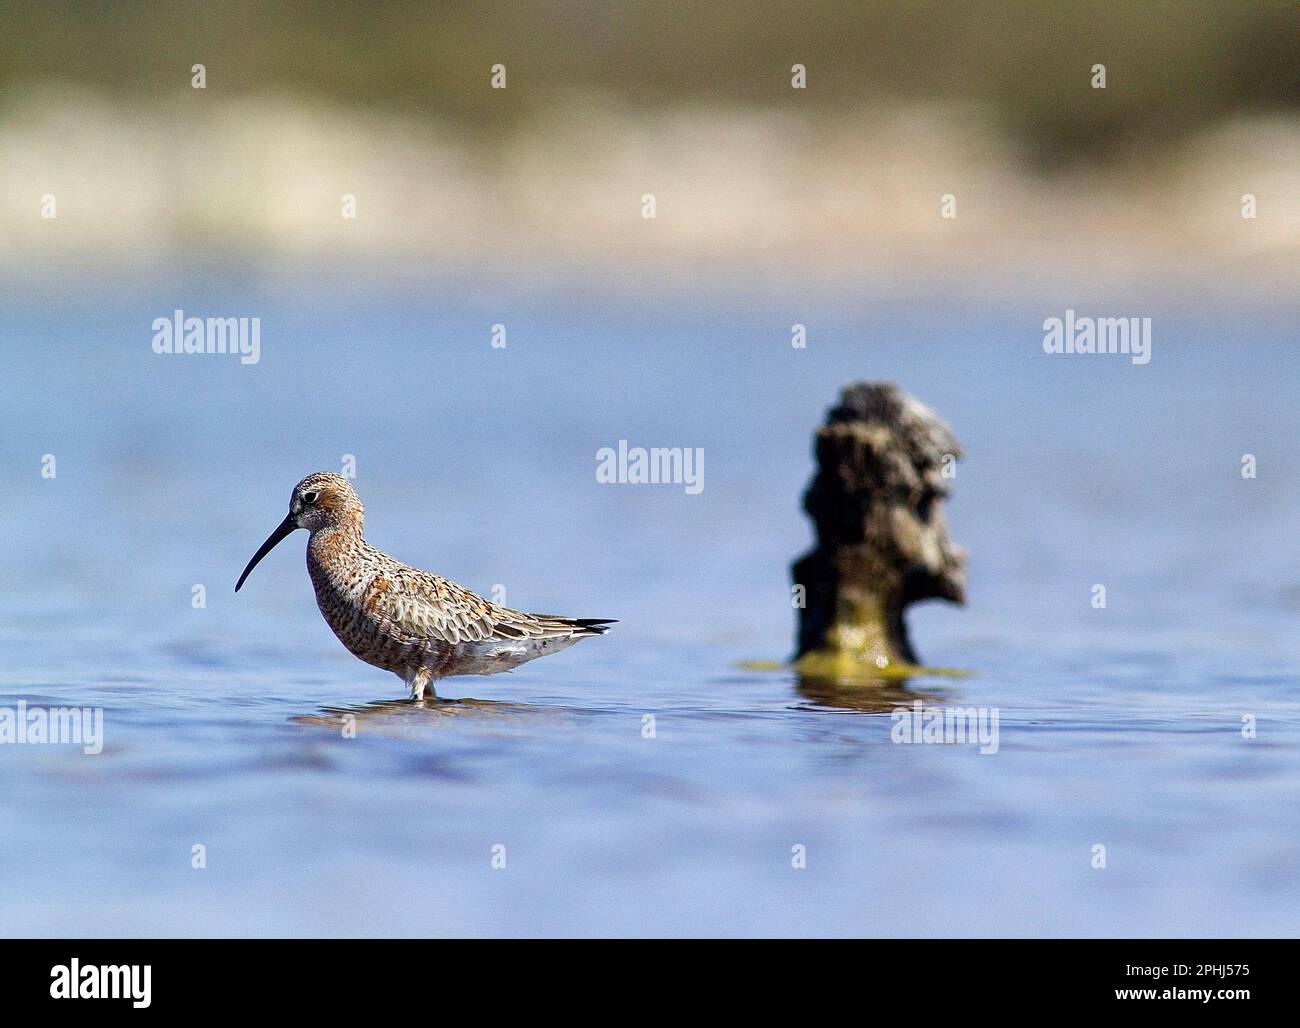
xmin=236 ymin=473 xmax=613 ymax=699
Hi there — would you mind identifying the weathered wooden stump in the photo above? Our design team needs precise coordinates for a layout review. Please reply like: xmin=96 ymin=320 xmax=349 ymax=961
xmin=791 ymin=382 xmax=966 ymax=677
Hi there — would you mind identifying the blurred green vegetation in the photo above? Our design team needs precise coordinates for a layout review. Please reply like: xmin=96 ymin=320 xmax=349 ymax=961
xmin=2 ymin=0 xmax=1296 ymax=165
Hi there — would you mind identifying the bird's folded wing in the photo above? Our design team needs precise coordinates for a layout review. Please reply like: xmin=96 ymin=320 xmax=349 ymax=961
xmin=364 ymin=568 xmax=580 ymax=646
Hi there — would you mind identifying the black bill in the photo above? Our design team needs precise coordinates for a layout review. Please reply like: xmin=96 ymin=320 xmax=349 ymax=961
xmin=235 ymin=512 xmax=299 ymax=592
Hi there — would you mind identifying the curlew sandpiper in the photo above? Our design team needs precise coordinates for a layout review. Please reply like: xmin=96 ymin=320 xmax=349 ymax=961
xmin=235 ymin=472 xmax=613 ymax=699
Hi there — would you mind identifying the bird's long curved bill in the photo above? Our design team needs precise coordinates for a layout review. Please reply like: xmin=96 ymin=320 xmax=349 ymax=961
xmin=235 ymin=513 xmax=298 ymax=592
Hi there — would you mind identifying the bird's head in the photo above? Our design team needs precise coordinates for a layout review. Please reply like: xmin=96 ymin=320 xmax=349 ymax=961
xmin=288 ymin=472 xmax=363 ymax=533
xmin=235 ymin=472 xmax=364 ymax=592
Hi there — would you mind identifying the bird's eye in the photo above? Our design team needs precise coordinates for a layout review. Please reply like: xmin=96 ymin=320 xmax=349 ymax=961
xmin=302 ymin=491 xmax=319 ymax=504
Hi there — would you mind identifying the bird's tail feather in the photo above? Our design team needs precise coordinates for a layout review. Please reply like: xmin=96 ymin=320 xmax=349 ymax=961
xmin=570 ymin=618 xmax=616 ymax=635
xmin=538 ymin=616 xmax=617 ymax=636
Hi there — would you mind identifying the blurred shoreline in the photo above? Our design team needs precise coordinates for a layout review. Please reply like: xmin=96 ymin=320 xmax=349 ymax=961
xmin=2 ymin=87 xmax=1296 ymax=301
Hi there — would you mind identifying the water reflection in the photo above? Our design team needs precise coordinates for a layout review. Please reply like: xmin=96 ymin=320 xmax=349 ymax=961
xmin=794 ymin=673 xmax=949 ymax=713
xmin=291 ymin=695 xmax=543 ymax=734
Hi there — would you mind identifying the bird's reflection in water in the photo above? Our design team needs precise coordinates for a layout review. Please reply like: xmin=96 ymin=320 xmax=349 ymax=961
xmin=291 ymin=695 xmax=549 ymax=735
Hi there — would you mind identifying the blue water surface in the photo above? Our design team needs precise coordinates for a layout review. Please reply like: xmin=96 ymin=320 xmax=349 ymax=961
xmin=0 ymin=275 xmax=1297 ymax=936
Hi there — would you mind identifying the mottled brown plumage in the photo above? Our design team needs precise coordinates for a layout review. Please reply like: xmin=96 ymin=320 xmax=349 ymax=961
xmin=236 ymin=472 xmax=613 ymax=699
